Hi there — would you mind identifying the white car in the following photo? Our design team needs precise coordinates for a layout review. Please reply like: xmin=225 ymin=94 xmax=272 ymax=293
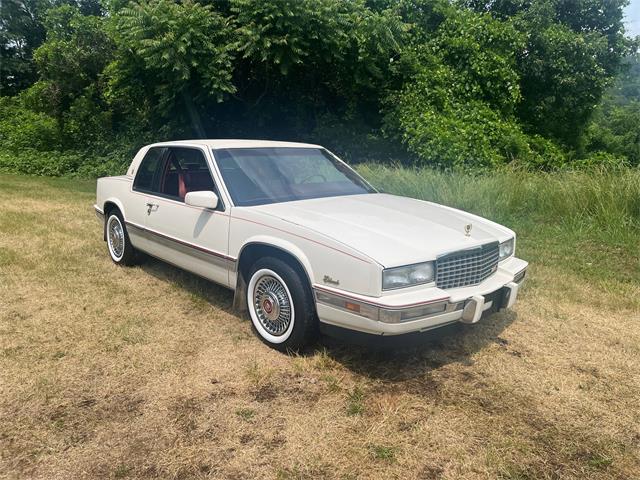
xmin=95 ymin=140 xmax=527 ymax=350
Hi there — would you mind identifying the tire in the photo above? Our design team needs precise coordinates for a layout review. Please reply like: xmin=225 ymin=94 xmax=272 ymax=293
xmin=246 ymin=257 xmax=317 ymax=352
xmin=105 ymin=210 xmax=137 ymax=266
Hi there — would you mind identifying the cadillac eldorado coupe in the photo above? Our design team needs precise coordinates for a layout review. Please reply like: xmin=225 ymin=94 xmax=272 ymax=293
xmin=95 ymin=140 xmax=528 ymax=350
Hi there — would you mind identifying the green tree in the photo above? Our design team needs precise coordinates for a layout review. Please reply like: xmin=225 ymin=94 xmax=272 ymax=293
xmin=461 ymin=0 xmax=634 ymax=147
xmin=585 ymin=54 xmax=640 ymax=165
xmin=30 ymin=4 xmax=113 ymax=137
xmin=1 ymin=0 xmax=49 ymax=95
xmin=0 ymin=0 xmax=636 ymax=176
xmin=110 ymin=0 xmax=236 ymax=137
xmin=385 ymin=8 xmax=561 ymax=168
xmin=226 ymin=0 xmax=403 ymax=140
xmin=0 ymin=0 xmax=104 ymax=96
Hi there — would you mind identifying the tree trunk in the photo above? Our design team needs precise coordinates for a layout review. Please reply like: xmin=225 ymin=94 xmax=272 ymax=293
xmin=182 ymin=91 xmax=206 ymax=138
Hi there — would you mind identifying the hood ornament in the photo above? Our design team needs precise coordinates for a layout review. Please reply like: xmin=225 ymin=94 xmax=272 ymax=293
xmin=464 ymin=224 xmax=472 ymax=237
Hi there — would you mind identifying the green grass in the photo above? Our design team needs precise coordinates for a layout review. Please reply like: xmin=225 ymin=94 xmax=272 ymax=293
xmin=369 ymin=444 xmax=398 ymax=462
xmin=2 ymin=170 xmax=640 ymax=479
xmin=0 ymin=172 xmax=95 ymax=197
xmin=346 ymin=386 xmax=366 ymax=416
xmin=587 ymin=454 xmax=614 ymax=470
xmin=235 ymin=408 xmax=256 ymax=421
xmin=358 ymin=165 xmax=640 ymax=291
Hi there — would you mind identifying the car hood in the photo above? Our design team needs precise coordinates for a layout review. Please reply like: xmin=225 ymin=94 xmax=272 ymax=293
xmin=251 ymin=193 xmax=514 ymax=267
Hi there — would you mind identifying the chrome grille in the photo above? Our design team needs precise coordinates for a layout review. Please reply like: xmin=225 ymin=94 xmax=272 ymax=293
xmin=436 ymin=242 xmax=499 ymax=290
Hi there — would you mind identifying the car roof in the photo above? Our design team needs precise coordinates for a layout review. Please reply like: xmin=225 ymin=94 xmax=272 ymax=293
xmin=148 ymin=139 xmax=323 ymax=149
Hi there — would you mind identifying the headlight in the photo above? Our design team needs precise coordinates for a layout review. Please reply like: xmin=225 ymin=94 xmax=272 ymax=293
xmin=382 ymin=262 xmax=435 ymax=290
xmin=499 ymin=238 xmax=514 ymax=260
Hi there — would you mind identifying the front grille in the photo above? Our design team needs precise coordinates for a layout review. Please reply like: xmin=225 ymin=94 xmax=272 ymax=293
xmin=436 ymin=242 xmax=499 ymax=290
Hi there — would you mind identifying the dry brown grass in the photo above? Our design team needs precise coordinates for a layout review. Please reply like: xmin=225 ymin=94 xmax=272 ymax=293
xmin=1 ymin=174 xmax=639 ymax=480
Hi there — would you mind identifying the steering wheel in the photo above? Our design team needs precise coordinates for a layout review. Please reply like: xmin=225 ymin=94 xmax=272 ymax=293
xmin=300 ymin=174 xmax=327 ymax=184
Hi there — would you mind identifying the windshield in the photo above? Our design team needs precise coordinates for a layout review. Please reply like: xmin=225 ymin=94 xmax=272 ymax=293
xmin=213 ymin=147 xmax=375 ymax=206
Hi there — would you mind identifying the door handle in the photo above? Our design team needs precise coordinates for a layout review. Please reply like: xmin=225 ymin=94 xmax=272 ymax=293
xmin=146 ymin=202 xmax=158 ymax=215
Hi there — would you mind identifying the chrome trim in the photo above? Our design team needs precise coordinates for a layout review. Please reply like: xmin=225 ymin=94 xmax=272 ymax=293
xmin=435 ymin=241 xmax=499 ymax=290
xmin=252 ymin=274 xmax=292 ymax=335
xmin=124 ymin=221 xmax=149 ymax=250
xmin=514 ymin=267 xmax=527 ymax=284
xmin=314 ymin=284 xmax=449 ymax=310
xmin=94 ymin=205 xmax=105 ymax=221
xmin=124 ymin=221 xmax=147 ymax=238
xmin=314 ymin=286 xmax=455 ymax=324
xmin=125 ymin=220 xmax=237 ymax=269
xmin=435 ymin=241 xmax=492 ymax=260
xmin=107 ymin=215 xmax=125 ymax=259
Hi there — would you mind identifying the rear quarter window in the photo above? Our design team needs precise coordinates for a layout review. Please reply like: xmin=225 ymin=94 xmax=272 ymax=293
xmin=133 ymin=148 xmax=165 ymax=192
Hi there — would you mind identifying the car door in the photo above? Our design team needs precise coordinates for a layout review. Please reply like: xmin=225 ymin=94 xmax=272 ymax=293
xmin=128 ymin=146 xmax=167 ymax=252
xmin=142 ymin=146 xmax=232 ymax=287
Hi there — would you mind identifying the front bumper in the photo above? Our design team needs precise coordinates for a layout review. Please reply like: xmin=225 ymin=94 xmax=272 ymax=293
xmin=314 ymin=256 xmax=527 ymax=336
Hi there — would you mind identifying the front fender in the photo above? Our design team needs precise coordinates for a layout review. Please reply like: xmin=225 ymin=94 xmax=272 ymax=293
xmin=231 ymin=236 xmax=316 ymax=313
xmin=228 ymin=211 xmax=382 ymax=298
xmin=233 ymin=235 xmax=315 ymax=288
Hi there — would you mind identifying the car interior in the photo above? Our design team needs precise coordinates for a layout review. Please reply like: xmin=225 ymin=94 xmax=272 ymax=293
xmin=160 ymin=148 xmax=216 ymax=201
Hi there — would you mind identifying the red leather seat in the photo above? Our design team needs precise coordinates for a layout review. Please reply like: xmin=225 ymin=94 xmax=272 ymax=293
xmin=178 ymin=171 xmax=187 ymax=200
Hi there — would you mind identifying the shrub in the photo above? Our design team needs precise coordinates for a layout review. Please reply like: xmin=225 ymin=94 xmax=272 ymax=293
xmin=0 ymin=149 xmax=83 ymax=176
xmin=382 ymin=10 xmax=571 ymax=169
xmin=571 ymin=151 xmax=629 ymax=170
xmin=390 ymin=92 xmax=530 ymax=168
xmin=0 ymin=98 xmax=60 ymax=152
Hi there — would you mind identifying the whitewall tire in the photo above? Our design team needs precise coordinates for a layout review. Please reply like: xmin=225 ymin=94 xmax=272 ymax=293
xmin=246 ymin=257 xmax=317 ymax=351
xmin=248 ymin=269 xmax=296 ymax=344
xmin=105 ymin=211 xmax=137 ymax=266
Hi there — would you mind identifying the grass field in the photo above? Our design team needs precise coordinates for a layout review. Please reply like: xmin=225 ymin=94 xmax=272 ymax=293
xmin=1 ymin=169 xmax=639 ymax=480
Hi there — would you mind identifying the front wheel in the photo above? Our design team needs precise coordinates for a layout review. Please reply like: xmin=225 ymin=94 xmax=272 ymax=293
xmin=246 ymin=257 xmax=317 ymax=352
xmin=106 ymin=211 xmax=137 ymax=266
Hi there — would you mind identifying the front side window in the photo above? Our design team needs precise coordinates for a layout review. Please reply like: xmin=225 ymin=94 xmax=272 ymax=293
xmin=158 ymin=148 xmax=217 ymax=201
xmin=214 ymin=147 xmax=375 ymax=206
xmin=134 ymin=147 xmax=219 ymax=205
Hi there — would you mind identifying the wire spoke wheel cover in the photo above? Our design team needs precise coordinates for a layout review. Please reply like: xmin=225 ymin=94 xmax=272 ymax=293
xmin=248 ymin=269 xmax=295 ymax=344
xmin=107 ymin=215 xmax=125 ymax=261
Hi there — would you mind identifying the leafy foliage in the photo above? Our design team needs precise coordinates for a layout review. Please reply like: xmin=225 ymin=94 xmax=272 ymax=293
xmin=0 ymin=0 xmax=637 ymax=176
xmin=386 ymin=9 xmax=560 ymax=167
xmin=463 ymin=0 xmax=636 ymax=147
xmin=117 ymin=1 xmax=234 ymax=95
xmin=224 ymin=0 xmax=404 ymax=141
xmin=31 ymin=5 xmax=113 ymax=138
xmin=111 ymin=0 xmax=235 ymax=136
xmin=585 ymin=54 xmax=640 ymax=166
xmin=0 ymin=0 xmax=103 ymax=95
xmin=0 ymin=96 xmax=58 ymax=150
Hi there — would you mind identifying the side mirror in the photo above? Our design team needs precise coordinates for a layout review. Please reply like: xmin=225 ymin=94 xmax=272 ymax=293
xmin=185 ymin=191 xmax=219 ymax=209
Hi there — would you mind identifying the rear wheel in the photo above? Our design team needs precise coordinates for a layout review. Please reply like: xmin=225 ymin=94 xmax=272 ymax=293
xmin=106 ymin=211 xmax=137 ymax=266
xmin=246 ymin=257 xmax=317 ymax=351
